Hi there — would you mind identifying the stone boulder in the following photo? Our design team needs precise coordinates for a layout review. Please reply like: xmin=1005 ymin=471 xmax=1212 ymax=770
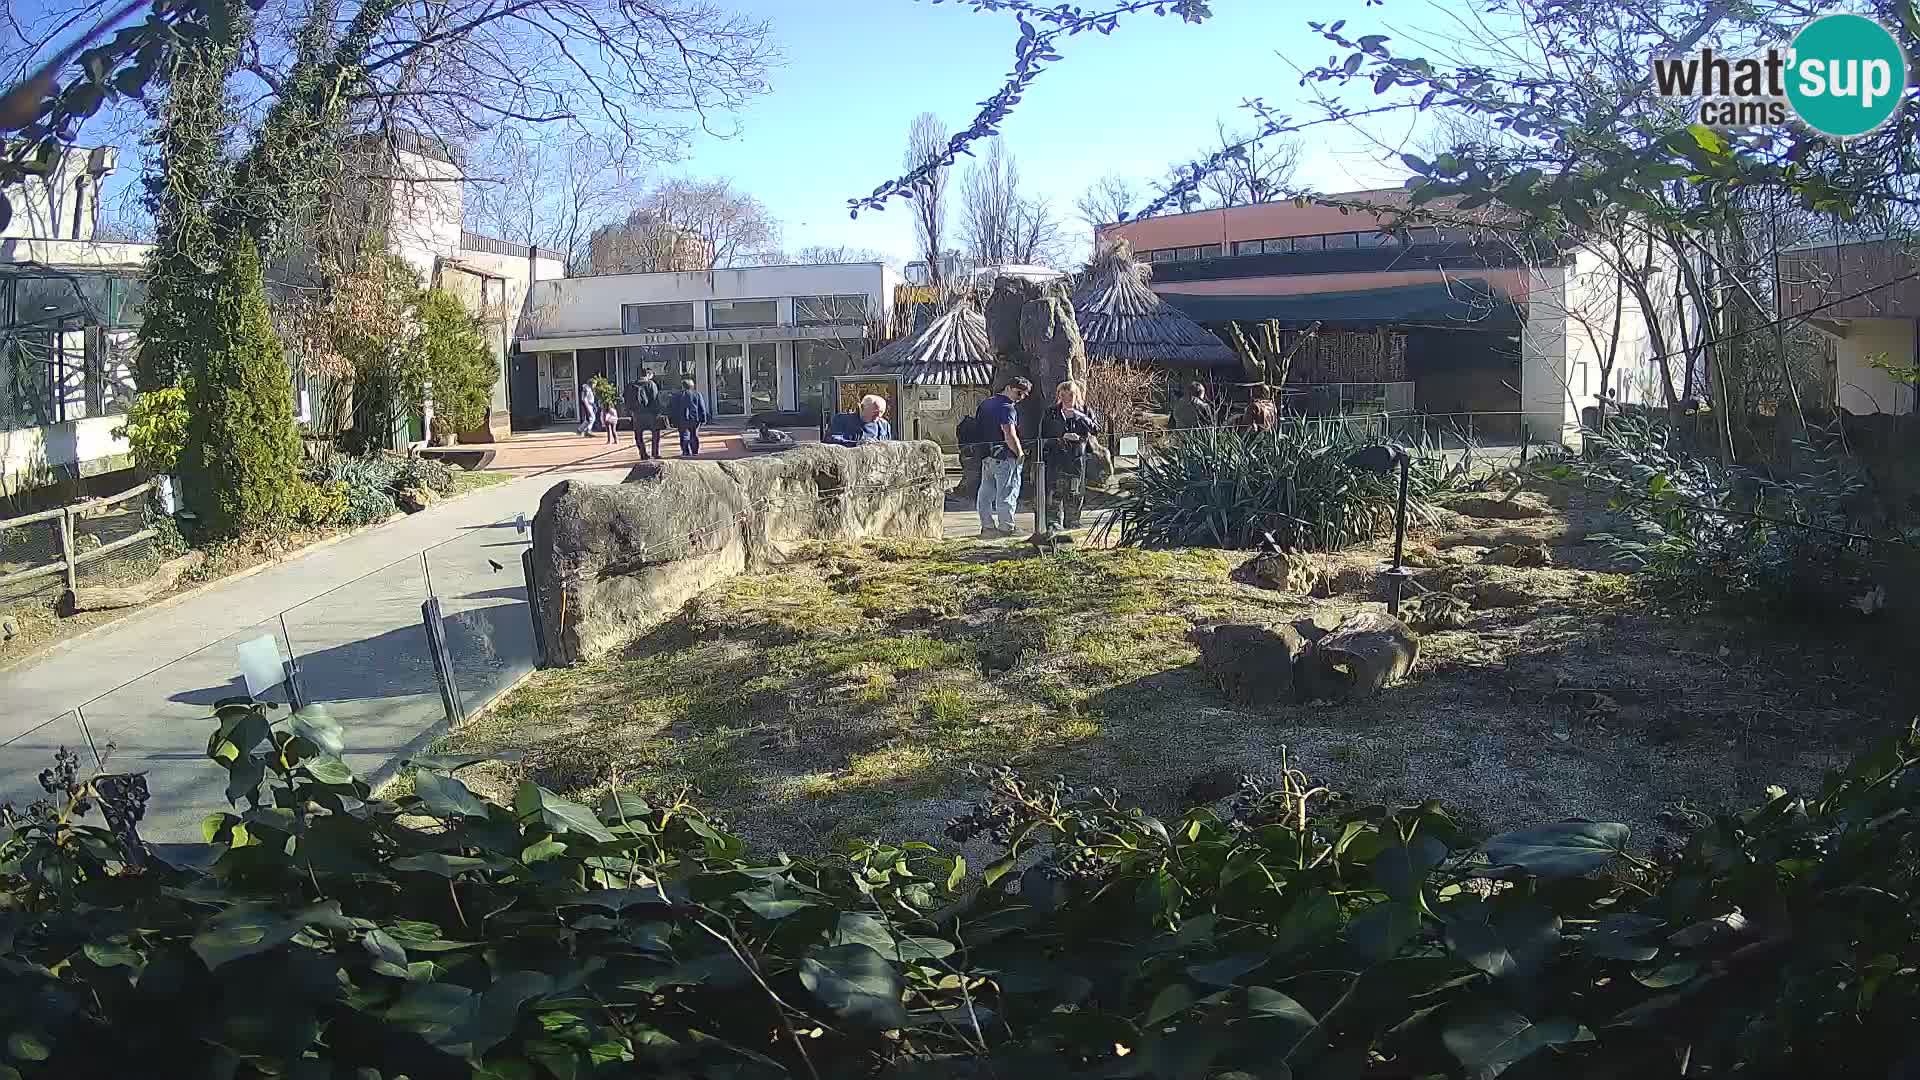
xmin=1250 ymin=550 xmax=1317 ymax=594
xmin=1191 ymin=622 xmax=1311 ymax=706
xmin=530 ymin=441 xmax=945 ymax=665
xmin=1297 ymin=612 xmax=1419 ymax=702
xmin=1483 ymin=542 xmax=1552 ymax=567
xmin=396 ymin=486 xmax=437 ymax=514
xmin=1406 ymin=592 xmax=1471 ymax=631
xmin=1446 ymin=492 xmax=1553 ymax=520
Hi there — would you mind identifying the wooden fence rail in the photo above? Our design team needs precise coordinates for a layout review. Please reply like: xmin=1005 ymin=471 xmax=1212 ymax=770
xmin=0 ymin=479 xmax=159 ymax=605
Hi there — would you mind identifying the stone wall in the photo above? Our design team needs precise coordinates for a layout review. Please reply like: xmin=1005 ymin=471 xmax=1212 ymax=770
xmin=530 ymin=441 xmax=945 ymax=665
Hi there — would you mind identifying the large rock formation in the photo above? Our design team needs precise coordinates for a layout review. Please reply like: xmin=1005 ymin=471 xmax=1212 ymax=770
xmin=530 ymin=442 xmax=944 ymax=665
xmin=1192 ymin=622 xmax=1312 ymax=706
xmin=1296 ymin=612 xmax=1420 ymax=702
xmin=984 ymin=275 xmax=1087 ymax=439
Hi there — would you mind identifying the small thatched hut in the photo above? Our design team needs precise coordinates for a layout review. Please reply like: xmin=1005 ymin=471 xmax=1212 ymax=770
xmin=852 ymin=299 xmax=995 ymax=448
xmin=1072 ymin=241 xmax=1238 ymax=379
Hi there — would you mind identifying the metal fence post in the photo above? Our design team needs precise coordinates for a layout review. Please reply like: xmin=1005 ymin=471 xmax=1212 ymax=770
xmin=57 ymin=508 xmax=77 ymax=607
xmin=1033 ymin=436 xmax=1048 ymax=538
xmin=522 ymin=548 xmax=548 ymax=669
xmin=421 ymin=596 xmax=465 ymax=726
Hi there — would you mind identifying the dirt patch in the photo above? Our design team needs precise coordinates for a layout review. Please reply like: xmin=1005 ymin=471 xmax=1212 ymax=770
xmin=443 ymin=487 xmax=1903 ymax=857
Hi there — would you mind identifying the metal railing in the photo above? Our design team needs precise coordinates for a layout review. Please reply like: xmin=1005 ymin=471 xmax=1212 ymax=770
xmin=2 ymin=510 xmax=541 ymax=838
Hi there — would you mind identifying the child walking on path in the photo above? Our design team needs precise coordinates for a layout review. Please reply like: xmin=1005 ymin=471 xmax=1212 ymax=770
xmin=602 ymin=398 xmax=620 ymax=445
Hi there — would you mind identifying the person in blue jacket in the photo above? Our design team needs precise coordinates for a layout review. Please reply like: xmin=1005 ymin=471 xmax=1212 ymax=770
xmin=828 ymin=395 xmax=893 ymax=446
xmin=668 ymin=379 xmax=710 ymax=457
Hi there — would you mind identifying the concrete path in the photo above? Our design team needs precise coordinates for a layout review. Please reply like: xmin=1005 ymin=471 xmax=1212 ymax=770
xmin=0 ymin=463 xmax=627 ymax=839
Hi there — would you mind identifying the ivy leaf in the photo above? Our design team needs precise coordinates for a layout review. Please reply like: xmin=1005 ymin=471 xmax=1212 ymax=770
xmin=1633 ymin=957 xmax=1699 ymax=989
xmin=290 ymin=704 xmax=346 ymax=757
xmin=738 ymin=888 xmax=816 ymax=921
xmin=799 ymin=945 xmax=907 ymax=1030
xmin=1482 ymin=822 xmax=1628 ymax=879
xmin=1687 ymin=124 xmax=1728 ymax=157
xmin=1348 ymin=902 xmax=1423 ymax=962
xmin=410 ymin=751 xmax=524 ymax=773
xmin=830 ymin=912 xmax=896 ymax=952
xmin=1273 ymin=889 xmax=1341 ymax=953
xmin=982 ymin=855 xmax=1016 ymax=887
xmin=1342 ymin=52 xmax=1364 ymax=75
xmin=459 ymin=971 xmax=554 ymax=1059
xmin=391 ymin=852 xmax=497 ymax=877
xmin=945 ymin=854 xmax=967 ymax=892
xmin=1186 ymin=952 xmax=1270 ymax=987
xmin=1442 ymin=1005 xmax=1590 ymax=1075
xmin=887 ymin=936 xmax=957 ymax=963
xmin=6 ymin=1031 xmax=51 ymax=1062
xmin=520 ymin=838 xmax=567 ymax=864
xmin=1401 ymin=152 xmax=1432 ymax=175
xmin=1245 ymin=985 xmax=1316 ymax=1040
xmin=1579 ymin=914 xmax=1663 ymax=961
xmin=304 ymin=755 xmax=355 ymax=786
xmin=386 ymin=982 xmax=477 ymax=1049
xmin=191 ymin=902 xmax=347 ymax=970
xmin=1443 ymin=900 xmax=1561 ymax=980
xmin=515 ymin=782 xmax=615 ymax=843
xmin=1143 ymin=983 xmax=1195 ymax=1026
xmin=1373 ymin=836 xmax=1448 ymax=900
xmin=416 ymin=770 xmax=492 ymax=819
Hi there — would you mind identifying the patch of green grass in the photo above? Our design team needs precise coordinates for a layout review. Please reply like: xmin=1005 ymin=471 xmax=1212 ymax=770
xmin=817 ymin=635 xmax=971 ymax=676
xmin=451 ymin=470 xmax=513 ymax=496
xmin=922 ymin=687 xmax=975 ymax=728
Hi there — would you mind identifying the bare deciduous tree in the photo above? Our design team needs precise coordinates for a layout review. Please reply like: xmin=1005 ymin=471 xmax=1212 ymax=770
xmin=589 ymin=177 xmax=781 ymax=272
xmin=1197 ymin=121 xmax=1298 ymax=207
xmin=905 ymin=112 xmax=951 ymax=286
xmin=1075 ymin=174 xmax=1141 ymax=229
xmin=960 ymin=137 xmax=1065 ymax=267
xmin=463 ymin=130 xmax=642 ymax=272
xmin=786 ymin=244 xmax=889 ymax=264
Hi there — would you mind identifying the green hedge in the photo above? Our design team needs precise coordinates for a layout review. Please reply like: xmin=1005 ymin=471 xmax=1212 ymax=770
xmin=2 ymin=700 xmax=1916 ymax=1077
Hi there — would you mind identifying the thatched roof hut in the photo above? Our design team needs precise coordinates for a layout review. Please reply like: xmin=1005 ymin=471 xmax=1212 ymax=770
xmin=854 ymin=298 xmax=994 ymax=386
xmin=1072 ymin=241 xmax=1238 ymax=370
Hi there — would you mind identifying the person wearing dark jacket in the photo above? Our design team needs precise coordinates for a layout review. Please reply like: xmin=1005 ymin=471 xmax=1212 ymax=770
xmin=1041 ymin=379 xmax=1100 ymax=531
xmin=1169 ymin=380 xmax=1216 ymax=430
xmin=667 ymin=379 xmax=710 ymax=457
xmin=624 ymin=370 xmax=663 ymax=459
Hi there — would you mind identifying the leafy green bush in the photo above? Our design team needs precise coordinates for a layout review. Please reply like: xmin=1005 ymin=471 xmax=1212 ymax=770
xmin=112 ymin=385 xmax=190 ymax=476
xmin=7 ymin=693 xmax=1919 ymax=1078
xmin=1543 ymin=416 xmax=1879 ymax=616
xmin=315 ymin=454 xmax=400 ymax=526
xmin=421 ymin=289 xmax=499 ymax=439
xmin=180 ymin=245 xmax=306 ymax=538
xmin=1106 ymin=425 xmax=1454 ymax=550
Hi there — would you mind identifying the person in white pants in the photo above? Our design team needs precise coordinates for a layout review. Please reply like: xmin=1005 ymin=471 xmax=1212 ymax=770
xmin=971 ymin=376 xmax=1031 ymax=537
xmin=576 ymin=380 xmax=597 ymax=436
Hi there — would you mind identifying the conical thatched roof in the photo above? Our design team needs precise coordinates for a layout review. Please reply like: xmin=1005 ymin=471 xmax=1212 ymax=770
xmin=1072 ymin=241 xmax=1239 ymax=369
xmin=855 ymin=299 xmax=994 ymax=386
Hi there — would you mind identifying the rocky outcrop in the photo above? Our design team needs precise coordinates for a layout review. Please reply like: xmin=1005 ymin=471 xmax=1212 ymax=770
xmin=1192 ymin=622 xmax=1312 ymax=706
xmin=1483 ymin=542 xmax=1552 ymax=567
xmin=984 ymin=275 xmax=1087 ymax=438
xmin=530 ymin=442 xmax=945 ymax=665
xmin=1297 ymin=612 xmax=1420 ymax=702
xmin=1446 ymin=492 xmax=1553 ymax=520
xmin=1250 ymin=550 xmax=1318 ymax=594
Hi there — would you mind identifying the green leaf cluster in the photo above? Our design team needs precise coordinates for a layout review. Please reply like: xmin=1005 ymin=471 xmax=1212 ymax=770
xmin=6 ymin=696 xmax=1920 ymax=1077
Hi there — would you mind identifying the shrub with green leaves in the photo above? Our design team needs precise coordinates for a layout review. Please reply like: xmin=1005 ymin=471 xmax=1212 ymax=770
xmin=112 ymin=385 xmax=190 ymax=477
xmin=5 ymin=692 xmax=1920 ymax=1077
xmin=1107 ymin=425 xmax=1455 ymax=550
xmin=421 ymin=289 xmax=499 ymax=439
xmin=314 ymin=453 xmax=401 ymax=526
xmin=180 ymin=245 xmax=306 ymax=538
xmin=1543 ymin=415 xmax=1880 ymax=616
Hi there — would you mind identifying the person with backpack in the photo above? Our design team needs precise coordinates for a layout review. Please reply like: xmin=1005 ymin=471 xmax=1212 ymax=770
xmin=668 ymin=378 xmax=710 ymax=457
xmin=625 ymin=369 xmax=663 ymax=460
xmin=971 ymin=376 xmax=1031 ymax=538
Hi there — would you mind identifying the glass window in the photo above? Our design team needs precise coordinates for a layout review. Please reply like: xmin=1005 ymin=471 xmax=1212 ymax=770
xmin=1325 ymin=233 xmax=1358 ymax=250
xmin=794 ymin=294 xmax=868 ymax=326
xmin=1197 ymin=244 xmax=1222 ymax=259
xmin=1291 ymin=235 xmax=1325 ymax=252
xmin=1232 ymin=240 xmax=1263 ymax=256
xmin=708 ymin=298 xmax=778 ymax=328
xmin=748 ymin=342 xmax=778 ymax=414
xmin=1262 ymin=238 xmax=1292 ymax=254
xmin=620 ymin=344 xmax=695 ymax=387
xmin=1149 ymin=248 xmax=1175 ymax=263
xmin=1177 ymin=246 xmax=1201 ymax=261
xmin=792 ymin=339 xmax=851 ymax=420
xmin=712 ymin=344 xmax=748 ymax=414
xmin=1358 ymin=231 xmax=1394 ymax=248
xmin=1409 ymin=226 xmax=1440 ymax=244
xmin=622 ymin=302 xmax=694 ymax=333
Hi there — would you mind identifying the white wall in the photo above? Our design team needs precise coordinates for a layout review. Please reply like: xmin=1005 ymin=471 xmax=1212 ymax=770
xmin=0 ymin=146 xmax=116 ymax=241
xmin=0 ymin=239 xmax=152 ymax=268
xmin=1834 ymin=317 xmax=1918 ymax=415
xmin=1 ymin=416 xmax=131 ymax=496
xmin=383 ymin=146 xmax=466 ymax=286
xmin=523 ymin=263 xmax=896 ymax=340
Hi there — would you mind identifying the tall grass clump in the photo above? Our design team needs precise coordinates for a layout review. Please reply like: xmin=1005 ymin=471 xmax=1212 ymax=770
xmin=1105 ymin=425 xmax=1456 ymax=550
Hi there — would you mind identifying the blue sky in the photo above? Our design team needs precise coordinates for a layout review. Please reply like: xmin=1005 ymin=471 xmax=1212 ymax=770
xmin=670 ymin=0 xmax=1416 ymax=262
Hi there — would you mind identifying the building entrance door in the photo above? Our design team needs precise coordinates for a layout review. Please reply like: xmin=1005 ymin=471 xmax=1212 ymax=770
xmin=711 ymin=344 xmax=747 ymax=416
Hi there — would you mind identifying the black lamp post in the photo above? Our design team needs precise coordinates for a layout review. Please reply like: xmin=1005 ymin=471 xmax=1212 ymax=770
xmin=1345 ymin=443 xmax=1413 ymax=616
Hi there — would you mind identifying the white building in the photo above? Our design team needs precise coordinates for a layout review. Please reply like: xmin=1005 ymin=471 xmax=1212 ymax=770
xmin=1778 ymin=239 xmax=1918 ymax=416
xmin=516 ymin=262 xmax=902 ymax=423
xmin=0 ymin=141 xmax=153 ymax=497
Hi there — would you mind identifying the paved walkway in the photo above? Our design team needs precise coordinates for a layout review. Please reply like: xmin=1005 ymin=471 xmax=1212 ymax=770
xmin=0 ymin=462 xmax=628 ymax=839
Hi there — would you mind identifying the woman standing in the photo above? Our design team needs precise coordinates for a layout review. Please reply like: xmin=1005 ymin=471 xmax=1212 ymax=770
xmin=1040 ymin=379 xmax=1100 ymax=532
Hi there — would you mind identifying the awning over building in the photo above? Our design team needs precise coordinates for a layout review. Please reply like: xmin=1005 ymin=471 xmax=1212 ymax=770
xmin=1158 ymin=278 xmax=1521 ymax=330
